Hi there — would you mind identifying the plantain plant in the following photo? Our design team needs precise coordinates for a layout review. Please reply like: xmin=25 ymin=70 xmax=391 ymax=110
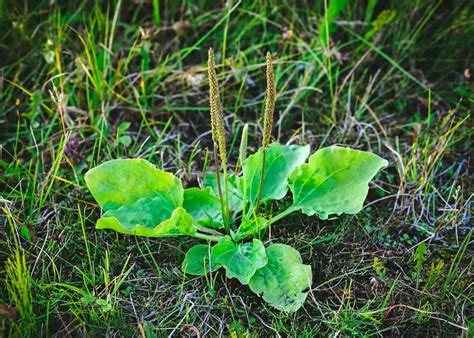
xmin=84 ymin=49 xmax=388 ymax=312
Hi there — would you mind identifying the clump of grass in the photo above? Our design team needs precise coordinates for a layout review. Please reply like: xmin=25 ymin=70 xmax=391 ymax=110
xmin=4 ymin=251 xmax=34 ymax=334
xmin=3 ymin=209 xmax=35 ymax=335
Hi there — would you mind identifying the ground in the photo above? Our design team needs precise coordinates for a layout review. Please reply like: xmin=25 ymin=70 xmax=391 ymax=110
xmin=0 ymin=1 xmax=473 ymax=336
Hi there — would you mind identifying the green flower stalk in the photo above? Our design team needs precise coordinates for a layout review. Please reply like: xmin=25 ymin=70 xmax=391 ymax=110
xmin=208 ymin=48 xmax=230 ymax=232
xmin=239 ymin=123 xmax=249 ymax=219
xmin=254 ymin=52 xmax=276 ymax=212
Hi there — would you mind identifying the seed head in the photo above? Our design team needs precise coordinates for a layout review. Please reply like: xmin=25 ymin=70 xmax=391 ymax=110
xmin=208 ymin=48 xmax=218 ymax=143
xmin=263 ymin=52 xmax=275 ymax=148
xmin=208 ymin=48 xmax=227 ymax=163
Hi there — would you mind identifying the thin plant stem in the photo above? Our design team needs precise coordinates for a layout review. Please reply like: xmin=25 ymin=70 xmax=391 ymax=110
xmin=253 ymin=148 xmax=266 ymax=213
xmin=241 ymin=173 xmax=248 ymax=223
xmin=212 ymin=145 xmax=228 ymax=234
xmin=222 ymin=163 xmax=230 ymax=231
xmin=239 ymin=124 xmax=249 ymax=222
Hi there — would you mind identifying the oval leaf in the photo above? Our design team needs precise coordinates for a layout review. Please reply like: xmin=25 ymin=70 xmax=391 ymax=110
xmin=97 ymin=206 xmax=196 ymax=237
xmin=211 ymin=236 xmax=267 ymax=285
xmin=242 ymin=143 xmax=310 ymax=209
xmin=289 ymin=146 xmax=388 ymax=219
xmin=182 ymin=244 xmax=221 ymax=276
xmin=249 ymin=244 xmax=312 ymax=312
xmin=85 ymin=159 xmax=183 ymax=211
xmin=183 ymin=187 xmax=223 ymax=228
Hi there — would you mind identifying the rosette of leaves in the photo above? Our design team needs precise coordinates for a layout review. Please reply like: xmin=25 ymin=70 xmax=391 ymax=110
xmin=84 ymin=50 xmax=388 ymax=312
xmin=85 ymin=144 xmax=387 ymax=311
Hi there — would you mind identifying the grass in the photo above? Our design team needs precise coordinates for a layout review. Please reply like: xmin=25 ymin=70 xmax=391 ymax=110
xmin=1 ymin=0 xmax=473 ymax=336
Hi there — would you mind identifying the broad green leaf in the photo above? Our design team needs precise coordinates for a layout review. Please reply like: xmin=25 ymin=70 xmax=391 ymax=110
xmin=183 ymin=187 xmax=223 ymax=228
xmin=211 ymin=236 xmax=267 ymax=285
xmin=102 ymin=195 xmax=176 ymax=229
xmin=289 ymin=146 xmax=388 ymax=219
xmin=97 ymin=206 xmax=196 ymax=237
xmin=85 ymin=159 xmax=183 ymax=211
xmin=203 ymin=173 xmax=243 ymax=215
xmin=235 ymin=216 xmax=268 ymax=241
xmin=249 ymin=244 xmax=312 ymax=312
xmin=182 ymin=244 xmax=220 ymax=276
xmin=242 ymin=143 xmax=310 ymax=209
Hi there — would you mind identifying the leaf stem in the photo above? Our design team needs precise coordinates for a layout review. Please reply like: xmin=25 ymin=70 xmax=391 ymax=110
xmin=194 ymin=232 xmax=222 ymax=242
xmin=268 ymin=205 xmax=297 ymax=226
xmin=197 ymin=227 xmax=224 ymax=237
xmin=245 ymin=205 xmax=297 ymax=241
